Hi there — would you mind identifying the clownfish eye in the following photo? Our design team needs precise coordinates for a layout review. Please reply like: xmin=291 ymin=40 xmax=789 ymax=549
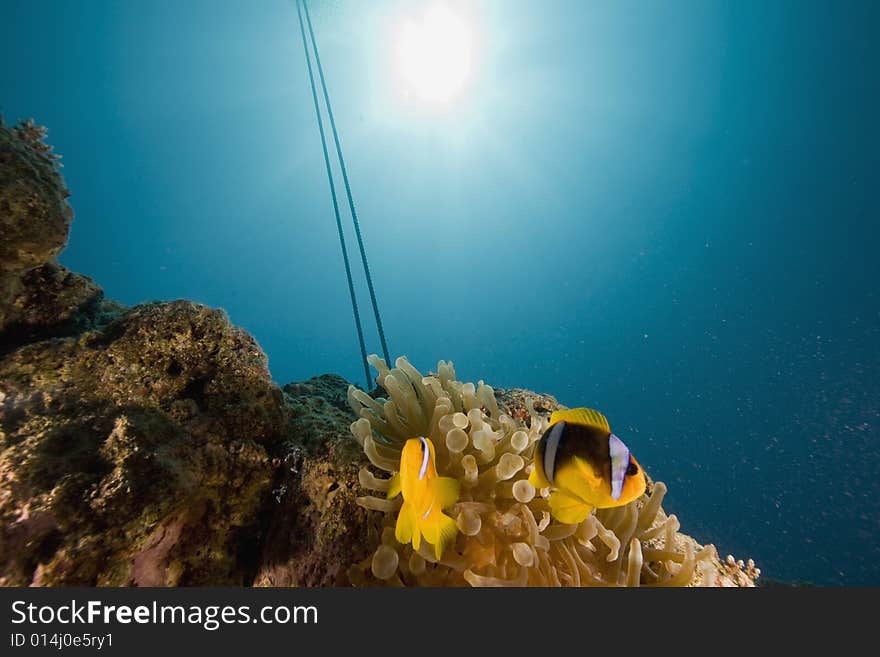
xmin=626 ymin=461 xmax=639 ymax=476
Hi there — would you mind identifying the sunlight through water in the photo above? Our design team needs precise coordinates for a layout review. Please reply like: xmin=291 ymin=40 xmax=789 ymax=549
xmin=395 ymin=4 xmax=473 ymax=104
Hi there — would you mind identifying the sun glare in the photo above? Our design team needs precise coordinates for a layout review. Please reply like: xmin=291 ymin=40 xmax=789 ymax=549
xmin=395 ymin=5 xmax=474 ymax=104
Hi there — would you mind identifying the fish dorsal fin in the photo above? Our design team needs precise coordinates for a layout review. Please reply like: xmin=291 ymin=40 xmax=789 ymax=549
xmin=549 ymin=407 xmax=611 ymax=434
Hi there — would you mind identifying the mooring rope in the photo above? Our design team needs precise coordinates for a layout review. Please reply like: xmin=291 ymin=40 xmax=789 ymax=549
xmin=301 ymin=0 xmax=392 ymax=368
xmin=295 ymin=0 xmax=370 ymax=388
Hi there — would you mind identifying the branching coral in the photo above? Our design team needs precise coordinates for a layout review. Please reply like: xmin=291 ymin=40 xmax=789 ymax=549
xmin=10 ymin=118 xmax=63 ymax=166
xmin=348 ymin=355 xmax=729 ymax=587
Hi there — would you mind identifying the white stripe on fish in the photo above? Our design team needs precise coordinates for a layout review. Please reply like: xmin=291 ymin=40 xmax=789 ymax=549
xmin=543 ymin=421 xmax=566 ymax=484
xmin=608 ymin=433 xmax=630 ymax=500
xmin=418 ymin=436 xmax=430 ymax=480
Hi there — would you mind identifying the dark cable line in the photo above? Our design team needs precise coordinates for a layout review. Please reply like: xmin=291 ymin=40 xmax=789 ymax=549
xmin=302 ymin=0 xmax=392 ymax=368
xmin=296 ymin=0 xmax=371 ymax=388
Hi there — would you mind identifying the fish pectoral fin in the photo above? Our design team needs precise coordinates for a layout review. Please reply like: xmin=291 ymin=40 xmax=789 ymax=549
xmin=429 ymin=476 xmax=460 ymax=509
xmin=548 ymin=489 xmax=593 ymax=525
xmin=570 ymin=457 xmax=606 ymax=493
xmin=386 ymin=473 xmax=402 ymax=499
xmin=421 ymin=511 xmax=459 ymax=561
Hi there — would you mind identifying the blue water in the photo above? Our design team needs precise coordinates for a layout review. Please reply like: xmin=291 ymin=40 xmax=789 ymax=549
xmin=2 ymin=0 xmax=878 ymax=586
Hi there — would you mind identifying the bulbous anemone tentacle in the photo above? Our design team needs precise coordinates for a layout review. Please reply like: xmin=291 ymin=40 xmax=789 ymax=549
xmin=348 ymin=356 xmax=752 ymax=587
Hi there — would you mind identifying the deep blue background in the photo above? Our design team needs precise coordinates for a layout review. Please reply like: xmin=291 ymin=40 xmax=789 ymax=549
xmin=2 ymin=0 xmax=878 ymax=585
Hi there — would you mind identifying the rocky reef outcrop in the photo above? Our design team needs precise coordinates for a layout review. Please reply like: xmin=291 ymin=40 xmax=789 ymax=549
xmin=0 ymin=117 xmax=758 ymax=587
xmin=0 ymin=119 xmax=70 ymax=276
xmin=252 ymin=375 xmax=373 ymax=586
xmin=0 ymin=118 xmax=287 ymax=585
xmin=0 ymin=118 xmax=118 ymax=352
xmin=0 ymin=300 xmax=287 ymax=585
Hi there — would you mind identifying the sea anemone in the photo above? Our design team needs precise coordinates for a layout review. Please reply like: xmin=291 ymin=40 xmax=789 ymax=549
xmin=347 ymin=355 xmax=725 ymax=587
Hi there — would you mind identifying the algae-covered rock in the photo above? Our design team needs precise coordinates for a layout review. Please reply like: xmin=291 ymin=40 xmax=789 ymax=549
xmin=0 ymin=117 xmax=71 ymax=275
xmin=495 ymin=387 xmax=561 ymax=424
xmin=0 ymin=117 xmax=115 ymax=342
xmin=0 ymin=261 xmax=124 ymax=353
xmin=253 ymin=374 xmax=372 ymax=586
xmin=0 ymin=113 xmax=371 ymax=587
xmin=0 ymin=300 xmax=286 ymax=585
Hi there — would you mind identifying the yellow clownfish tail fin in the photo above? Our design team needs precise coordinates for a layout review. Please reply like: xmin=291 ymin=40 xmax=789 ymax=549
xmin=422 ymin=511 xmax=459 ymax=560
xmin=387 ymin=473 xmax=402 ymax=500
xmin=550 ymin=407 xmax=611 ymax=433
xmin=394 ymin=500 xmax=413 ymax=543
xmin=395 ymin=500 xmax=421 ymax=550
xmin=429 ymin=476 xmax=460 ymax=509
xmin=547 ymin=489 xmax=593 ymax=525
xmin=435 ymin=514 xmax=458 ymax=560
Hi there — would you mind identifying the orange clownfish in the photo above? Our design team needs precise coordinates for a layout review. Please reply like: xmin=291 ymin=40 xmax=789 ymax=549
xmin=387 ymin=436 xmax=460 ymax=560
xmin=528 ymin=407 xmax=647 ymax=525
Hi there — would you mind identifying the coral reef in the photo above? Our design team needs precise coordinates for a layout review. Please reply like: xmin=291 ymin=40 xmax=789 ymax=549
xmin=0 ymin=116 xmax=758 ymax=587
xmin=348 ymin=356 xmax=759 ymax=587
xmin=0 ymin=115 xmax=294 ymax=586
xmin=0 ymin=301 xmax=286 ymax=585
xmin=0 ymin=117 xmax=118 ymax=346
xmin=1 ymin=116 xmax=291 ymax=585
xmin=0 ymin=117 xmax=70 ymax=275
xmin=0 ymin=262 xmax=125 ymax=353
xmin=252 ymin=375 xmax=373 ymax=586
